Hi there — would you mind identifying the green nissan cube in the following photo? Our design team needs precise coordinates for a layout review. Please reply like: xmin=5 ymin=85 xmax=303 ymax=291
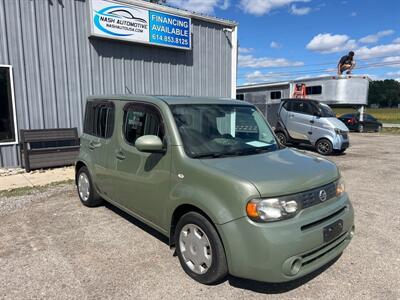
xmin=76 ymin=95 xmax=354 ymax=285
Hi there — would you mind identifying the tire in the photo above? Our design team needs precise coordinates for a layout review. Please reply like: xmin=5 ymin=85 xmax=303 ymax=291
xmin=175 ymin=212 xmax=228 ymax=285
xmin=76 ymin=166 xmax=103 ymax=207
xmin=316 ymin=138 xmax=333 ymax=155
xmin=358 ymin=124 xmax=364 ymax=133
xmin=276 ymin=132 xmax=287 ymax=146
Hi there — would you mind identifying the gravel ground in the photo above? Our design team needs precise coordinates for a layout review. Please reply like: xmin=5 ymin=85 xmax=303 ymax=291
xmin=0 ymin=133 xmax=399 ymax=299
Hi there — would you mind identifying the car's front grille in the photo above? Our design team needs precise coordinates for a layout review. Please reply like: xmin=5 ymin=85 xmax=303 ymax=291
xmin=296 ymin=182 xmax=337 ymax=209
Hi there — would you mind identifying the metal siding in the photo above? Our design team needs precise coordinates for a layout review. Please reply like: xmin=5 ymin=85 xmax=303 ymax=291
xmin=0 ymin=0 xmax=233 ymax=167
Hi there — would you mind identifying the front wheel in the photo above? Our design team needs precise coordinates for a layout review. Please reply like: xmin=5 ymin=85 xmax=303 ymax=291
xmin=316 ymin=139 xmax=333 ymax=155
xmin=175 ymin=212 xmax=228 ymax=285
xmin=275 ymin=132 xmax=287 ymax=146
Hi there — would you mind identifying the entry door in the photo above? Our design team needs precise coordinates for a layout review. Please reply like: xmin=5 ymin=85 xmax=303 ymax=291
xmin=110 ymin=103 xmax=171 ymax=228
xmin=286 ymin=101 xmax=313 ymax=141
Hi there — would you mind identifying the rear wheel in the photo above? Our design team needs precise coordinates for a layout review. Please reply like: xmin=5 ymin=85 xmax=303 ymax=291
xmin=175 ymin=212 xmax=228 ymax=285
xmin=275 ymin=132 xmax=287 ymax=146
xmin=76 ymin=166 xmax=103 ymax=207
xmin=316 ymin=139 xmax=333 ymax=155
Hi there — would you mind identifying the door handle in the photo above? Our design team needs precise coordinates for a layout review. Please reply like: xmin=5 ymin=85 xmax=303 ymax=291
xmin=289 ymin=114 xmax=294 ymax=118
xmin=116 ymin=151 xmax=126 ymax=161
xmin=310 ymin=120 xmax=314 ymax=124
xmin=88 ymin=141 xmax=101 ymax=150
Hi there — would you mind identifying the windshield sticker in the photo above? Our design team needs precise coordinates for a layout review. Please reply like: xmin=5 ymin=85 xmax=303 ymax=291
xmin=246 ymin=141 xmax=270 ymax=147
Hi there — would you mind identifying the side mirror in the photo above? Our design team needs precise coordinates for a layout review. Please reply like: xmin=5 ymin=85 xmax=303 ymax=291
xmin=314 ymin=111 xmax=321 ymax=117
xmin=135 ymin=135 xmax=165 ymax=153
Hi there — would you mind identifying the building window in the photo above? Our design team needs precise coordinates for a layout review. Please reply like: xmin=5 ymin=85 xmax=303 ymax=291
xmin=236 ymin=94 xmax=244 ymax=101
xmin=270 ymin=91 xmax=281 ymax=100
xmin=0 ymin=66 xmax=16 ymax=143
xmin=83 ymin=101 xmax=115 ymax=139
xmin=306 ymin=85 xmax=322 ymax=95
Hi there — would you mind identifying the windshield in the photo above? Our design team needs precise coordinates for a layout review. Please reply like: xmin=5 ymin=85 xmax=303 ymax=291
xmin=319 ymin=103 xmax=336 ymax=117
xmin=171 ymin=104 xmax=279 ymax=158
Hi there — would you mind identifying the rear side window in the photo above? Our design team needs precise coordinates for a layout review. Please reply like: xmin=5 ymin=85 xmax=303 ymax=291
xmin=123 ymin=104 xmax=164 ymax=146
xmin=306 ymin=85 xmax=322 ymax=95
xmin=270 ymin=91 xmax=281 ymax=100
xmin=84 ymin=101 xmax=115 ymax=139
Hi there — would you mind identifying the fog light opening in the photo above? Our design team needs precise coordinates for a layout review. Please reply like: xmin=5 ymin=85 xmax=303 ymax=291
xmin=349 ymin=226 xmax=355 ymax=239
xmin=290 ymin=257 xmax=302 ymax=275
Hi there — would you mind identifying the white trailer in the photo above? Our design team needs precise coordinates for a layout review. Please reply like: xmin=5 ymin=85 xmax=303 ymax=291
xmin=237 ymin=75 xmax=371 ymax=126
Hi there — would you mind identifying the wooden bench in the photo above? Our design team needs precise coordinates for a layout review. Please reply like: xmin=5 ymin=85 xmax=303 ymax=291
xmin=19 ymin=128 xmax=80 ymax=172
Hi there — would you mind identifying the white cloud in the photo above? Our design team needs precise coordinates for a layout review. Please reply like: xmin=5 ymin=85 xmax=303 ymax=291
xmin=357 ymin=43 xmax=400 ymax=59
xmin=386 ymin=70 xmax=400 ymax=76
xmin=239 ymin=0 xmax=310 ymax=16
xmin=244 ymin=70 xmax=282 ymax=83
xmin=382 ymin=56 xmax=400 ymax=64
xmin=359 ymin=30 xmax=395 ymax=44
xmin=290 ymin=4 xmax=311 ymax=15
xmin=239 ymin=54 xmax=304 ymax=68
xmin=239 ymin=47 xmax=254 ymax=54
xmin=393 ymin=37 xmax=400 ymax=44
xmin=306 ymin=33 xmax=357 ymax=53
xmin=270 ymin=41 xmax=282 ymax=48
xmin=350 ymin=12 xmax=357 ymax=17
xmin=166 ymin=0 xmax=229 ymax=14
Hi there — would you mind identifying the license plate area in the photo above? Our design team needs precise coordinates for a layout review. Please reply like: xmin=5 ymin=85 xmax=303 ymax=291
xmin=323 ymin=219 xmax=343 ymax=243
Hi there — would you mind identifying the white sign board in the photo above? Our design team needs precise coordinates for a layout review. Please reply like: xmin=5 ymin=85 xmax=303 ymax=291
xmin=90 ymin=0 xmax=191 ymax=50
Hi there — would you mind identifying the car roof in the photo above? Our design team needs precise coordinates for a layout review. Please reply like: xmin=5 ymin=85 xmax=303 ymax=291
xmin=87 ymin=95 xmax=250 ymax=106
xmin=281 ymin=98 xmax=320 ymax=104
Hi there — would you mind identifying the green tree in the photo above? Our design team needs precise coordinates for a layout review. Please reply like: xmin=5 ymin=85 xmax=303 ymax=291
xmin=368 ymin=80 xmax=400 ymax=107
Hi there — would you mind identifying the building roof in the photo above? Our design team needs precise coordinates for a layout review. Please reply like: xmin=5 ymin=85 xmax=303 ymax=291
xmin=87 ymin=95 xmax=249 ymax=105
xmin=120 ymin=0 xmax=237 ymax=27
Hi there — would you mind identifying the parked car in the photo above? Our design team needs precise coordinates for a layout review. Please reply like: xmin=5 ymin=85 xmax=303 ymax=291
xmin=275 ymin=99 xmax=350 ymax=155
xmin=338 ymin=113 xmax=382 ymax=132
xmin=76 ymin=95 xmax=354 ymax=285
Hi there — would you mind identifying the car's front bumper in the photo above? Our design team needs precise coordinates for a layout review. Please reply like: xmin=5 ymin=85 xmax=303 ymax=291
xmin=217 ymin=193 xmax=354 ymax=283
xmin=332 ymin=133 xmax=350 ymax=150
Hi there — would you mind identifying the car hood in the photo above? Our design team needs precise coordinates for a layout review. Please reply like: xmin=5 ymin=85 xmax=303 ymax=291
xmin=200 ymin=148 xmax=339 ymax=197
xmin=321 ymin=117 xmax=349 ymax=131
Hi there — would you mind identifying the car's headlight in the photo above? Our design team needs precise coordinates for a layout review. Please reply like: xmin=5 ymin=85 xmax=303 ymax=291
xmin=334 ymin=128 xmax=346 ymax=135
xmin=336 ymin=178 xmax=345 ymax=197
xmin=246 ymin=198 xmax=299 ymax=222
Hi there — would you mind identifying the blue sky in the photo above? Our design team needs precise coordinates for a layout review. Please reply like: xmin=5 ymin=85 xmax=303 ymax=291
xmin=166 ymin=0 xmax=400 ymax=85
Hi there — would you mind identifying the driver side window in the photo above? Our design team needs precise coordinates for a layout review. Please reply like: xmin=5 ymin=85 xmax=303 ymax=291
xmin=292 ymin=101 xmax=313 ymax=115
xmin=123 ymin=104 xmax=164 ymax=146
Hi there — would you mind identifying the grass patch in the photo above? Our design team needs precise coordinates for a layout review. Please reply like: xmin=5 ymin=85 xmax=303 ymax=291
xmin=0 ymin=179 xmax=75 ymax=198
xmin=333 ymin=108 xmax=400 ymax=124
xmin=381 ymin=127 xmax=400 ymax=135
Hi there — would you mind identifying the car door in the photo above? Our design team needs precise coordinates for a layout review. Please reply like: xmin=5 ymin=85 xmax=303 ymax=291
xmin=83 ymin=101 xmax=115 ymax=195
xmin=110 ymin=102 xmax=171 ymax=227
xmin=365 ymin=114 xmax=377 ymax=131
xmin=285 ymin=101 xmax=313 ymax=141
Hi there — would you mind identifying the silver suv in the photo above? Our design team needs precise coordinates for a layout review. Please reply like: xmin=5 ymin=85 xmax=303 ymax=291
xmin=275 ymin=99 xmax=349 ymax=155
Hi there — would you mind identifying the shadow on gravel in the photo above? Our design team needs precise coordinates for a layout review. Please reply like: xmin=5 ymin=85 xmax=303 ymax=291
xmin=227 ymin=255 xmax=341 ymax=294
xmin=104 ymin=200 xmax=342 ymax=294
xmin=104 ymin=202 xmax=169 ymax=245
